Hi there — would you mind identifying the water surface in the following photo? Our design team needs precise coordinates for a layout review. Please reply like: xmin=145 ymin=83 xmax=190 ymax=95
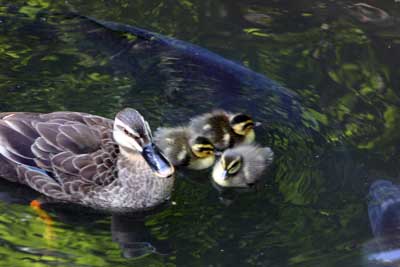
xmin=1 ymin=0 xmax=400 ymax=266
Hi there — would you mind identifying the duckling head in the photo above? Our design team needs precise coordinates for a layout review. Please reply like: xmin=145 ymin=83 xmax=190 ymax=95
xmin=212 ymin=150 xmax=246 ymax=187
xmin=230 ymin=113 xmax=256 ymax=144
xmin=188 ymin=136 xmax=216 ymax=170
xmin=113 ymin=108 xmax=174 ymax=178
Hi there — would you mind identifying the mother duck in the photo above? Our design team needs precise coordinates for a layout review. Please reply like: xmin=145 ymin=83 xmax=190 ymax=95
xmin=0 ymin=108 xmax=175 ymax=212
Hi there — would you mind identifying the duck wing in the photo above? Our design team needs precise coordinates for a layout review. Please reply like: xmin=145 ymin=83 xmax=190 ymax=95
xmin=0 ymin=112 xmax=118 ymax=199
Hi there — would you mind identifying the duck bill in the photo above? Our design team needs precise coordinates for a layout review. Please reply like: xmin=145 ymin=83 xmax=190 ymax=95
xmin=218 ymin=170 xmax=228 ymax=181
xmin=142 ymin=144 xmax=174 ymax=178
xmin=215 ymin=151 xmax=223 ymax=157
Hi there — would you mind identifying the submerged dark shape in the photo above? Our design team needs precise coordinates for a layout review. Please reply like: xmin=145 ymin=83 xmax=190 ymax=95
xmin=368 ymin=180 xmax=400 ymax=237
xmin=82 ymin=15 xmax=297 ymax=95
xmin=70 ymin=14 xmax=308 ymax=129
xmin=364 ymin=180 xmax=400 ymax=266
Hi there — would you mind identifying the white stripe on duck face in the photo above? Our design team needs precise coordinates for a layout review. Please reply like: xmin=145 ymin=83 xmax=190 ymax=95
xmin=113 ymin=118 xmax=143 ymax=152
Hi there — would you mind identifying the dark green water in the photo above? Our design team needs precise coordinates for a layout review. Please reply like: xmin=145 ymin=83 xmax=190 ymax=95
xmin=1 ymin=0 xmax=400 ymax=266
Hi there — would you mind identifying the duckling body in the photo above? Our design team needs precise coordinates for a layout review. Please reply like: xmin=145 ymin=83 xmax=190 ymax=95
xmin=154 ymin=127 xmax=215 ymax=170
xmin=189 ymin=110 xmax=256 ymax=150
xmin=212 ymin=145 xmax=273 ymax=188
xmin=0 ymin=108 xmax=175 ymax=212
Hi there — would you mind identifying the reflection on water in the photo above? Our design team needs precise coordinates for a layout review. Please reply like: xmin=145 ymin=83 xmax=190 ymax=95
xmin=0 ymin=0 xmax=400 ymax=266
xmin=111 ymin=214 xmax=172 ymax=258
xmin=0 ymin=179 xmax=172 ymax=266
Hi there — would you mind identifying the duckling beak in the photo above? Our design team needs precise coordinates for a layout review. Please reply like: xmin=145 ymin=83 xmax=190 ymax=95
xmin=255 ymin=122 xmax=262 ymax=127
xmin=142 ymin=144 xmax=174 ymax=178
xmin=217 ymin=170 xmax=228 ymax=181
xmin=215 ymin=151 xmax=223 ymax=157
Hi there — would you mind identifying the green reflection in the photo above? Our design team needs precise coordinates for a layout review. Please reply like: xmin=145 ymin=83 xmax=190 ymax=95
xmin=0 ymin=0 xmax=400 ymax=266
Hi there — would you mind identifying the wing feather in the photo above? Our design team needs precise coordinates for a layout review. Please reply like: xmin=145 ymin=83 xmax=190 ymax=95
xmin=4 ymin=120 xmax=39 ymax=141
xmin=30 ymin=143 xmax=49 ymax=161
xmin=59 ymin=156 xmax=80 ymax=174
xmin=83 ymin=115 xmax=114 ymax=129
xmin=79 ymin=164 xmax=97 ymax=180
xmin=35 ymin=122 xmax=61 ymax=149
xmin=35 ymin=137 xmax=60 ymax=154
xmin=0 ymin=111 xmax=118 ymax=193
xmin=51 ymin=152 xmax=77 ymax=175
xmin=72 ymin=154 xmax=93 ymax=169
xmin=0 ymin=122 xmax=36 ymax=160
xmin=58 ymin=124 xmax=101 ymax=154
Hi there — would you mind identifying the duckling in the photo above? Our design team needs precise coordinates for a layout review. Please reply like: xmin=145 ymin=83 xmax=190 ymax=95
xmin=154 ymin=127 xmax=216 ymax=170
xmin=189 ymin=110 xmax=258 ymax=150
xmin=212 ymin=145 xmax=274 ymax=188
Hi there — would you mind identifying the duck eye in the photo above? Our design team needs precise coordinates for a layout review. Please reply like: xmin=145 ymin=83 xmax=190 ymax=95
xmin=123 ymin=129 xmax=141 ymax=140
xmin=242 ymin=121 xmax=255 ymax=131
xmin=228 ymin=161 xmax=241 ymax=174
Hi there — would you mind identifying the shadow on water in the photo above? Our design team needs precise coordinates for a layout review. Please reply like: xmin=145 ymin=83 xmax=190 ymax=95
xmin=0 ymin=0 xmax=400 ymax=266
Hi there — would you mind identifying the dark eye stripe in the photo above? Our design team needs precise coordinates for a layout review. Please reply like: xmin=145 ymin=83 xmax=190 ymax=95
xmin=228 ymin=161 xmax=241 ymax=174
xmin=230 ymin=162 xmax=239 ymax=169
xmin=227 ymin=158 xmax=241 ymax=170
xmin=242 ymin=122 xmax=255 ymax=131
xmin=197 ymin=147 xmax=214 ymax=152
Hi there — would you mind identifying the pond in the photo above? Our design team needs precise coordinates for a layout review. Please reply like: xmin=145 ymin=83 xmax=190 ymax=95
xmin=1 ymin=0 xmax=400 ymax=266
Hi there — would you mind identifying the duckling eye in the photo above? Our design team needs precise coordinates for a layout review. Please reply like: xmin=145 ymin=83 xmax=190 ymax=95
xmin=228 ymin=161 xmax=241 ymax=174
xmin=198 ymin=149 xmax=213 ymax=157
xmin=192 ymin=143 xmax=215 ymax=158
xmin=201 ymin=150 xmax=212 ymax=156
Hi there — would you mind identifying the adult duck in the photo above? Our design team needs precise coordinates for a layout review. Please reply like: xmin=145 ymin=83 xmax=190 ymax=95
xmin=0 ymin=108 xmax=175 ymax=212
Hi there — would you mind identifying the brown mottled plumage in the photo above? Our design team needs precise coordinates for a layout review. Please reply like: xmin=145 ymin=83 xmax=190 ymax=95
xmin=0 ymin=108 xmax=175 ymax=212
xmin=189 ymin=110 xmax=257 ymax=150
xmin=154 ymin=127 xmax=215 ymax=170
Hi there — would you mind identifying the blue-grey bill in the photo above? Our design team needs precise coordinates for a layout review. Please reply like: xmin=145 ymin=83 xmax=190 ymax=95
xmin=142 ymin=144 xmax=174 ymax=178
xmin=219 ymin=170 xmax=228 ymax=180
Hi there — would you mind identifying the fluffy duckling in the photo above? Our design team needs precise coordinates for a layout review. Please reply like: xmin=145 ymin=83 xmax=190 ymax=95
xmin=189 ymin=110 xmax=258 ymax=150
xmin=212 ymin=145 xmax=274 ymax=188
xmin=154 ymin=127 xmax=216 ymax=170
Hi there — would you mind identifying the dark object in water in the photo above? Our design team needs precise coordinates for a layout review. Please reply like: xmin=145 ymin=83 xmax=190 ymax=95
xmin=368 ymin=180 xmax=400 ymax=237
xmin=364 ymin=180 xmax=400 ymax=266
xmin=70 ymin=13 xmax=308 ymax=130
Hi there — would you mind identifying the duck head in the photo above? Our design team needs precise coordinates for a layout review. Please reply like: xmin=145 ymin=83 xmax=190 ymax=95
xmin=230 ymin=113 xmax=257 ymax=144
xmin=188 ymin=136 xmax=216 ymax=170
xmin=212 ymin=150 xmax=245 ymax=187
xmin=113 ymin=108 xmax=174 ymax=178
